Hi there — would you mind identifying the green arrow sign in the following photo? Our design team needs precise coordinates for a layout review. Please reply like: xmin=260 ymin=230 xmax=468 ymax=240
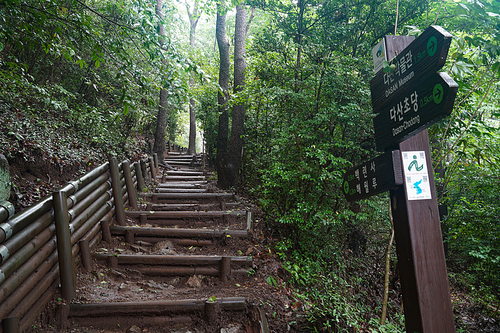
xmin=342 ymin=150 xmax=403 ymax=202
xmin=373 ymin=72 xmax=458 ymax=152
xmin=370 ymin=26 xmax=452 ymax=112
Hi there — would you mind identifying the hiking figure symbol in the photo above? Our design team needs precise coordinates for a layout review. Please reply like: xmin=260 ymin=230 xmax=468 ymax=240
xmin=408 ymin=155 xmax=424 ymax=172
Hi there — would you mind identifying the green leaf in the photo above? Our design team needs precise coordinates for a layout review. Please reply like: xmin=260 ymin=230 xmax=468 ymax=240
xmin=405 ymin=25 xmax=421 ymax=37
xmin=266 ymin=275 xmax=278 ymax=288
xmin=455 ymin=3 xmax=469 ymax=15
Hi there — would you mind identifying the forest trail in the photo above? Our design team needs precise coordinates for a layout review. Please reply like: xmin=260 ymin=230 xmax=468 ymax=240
xmin=31 ymin=151 xmax=295 ymax=333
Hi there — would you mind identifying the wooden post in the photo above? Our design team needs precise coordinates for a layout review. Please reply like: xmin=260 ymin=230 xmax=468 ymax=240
xmin=149 ymin=157 xmax=156 ymax=181
xmin=391 ymin=130 xmax=455 ymax=332
xmin=125 ymin=229 xmax=135 ymax=244
xmin=53 ymin=189 xmax=76 ymax=301
xmin=204 ymin=299 xmax=219 ymax=328
xmin=134 ymin=161 xmax=146 ymax=192
xmin=3 ymin=317 xmax=19 ymax=333
xmin=140 ymin=159 xmax=149 ymax=184
xmin=122 ymin=161 xmax=138 ymax=209
xmin=220 ymin=256 xmax=231 ymax=282
xmin=79 ymin=239 xmax=92 ymax=272
xmin=100 ymin=220 xmax=112 ymax=243
xmin=107 ymin=255 xmax=118 ymax=269
xmin=246 ymin=211 xmax=253 ymax=232
xmin=153 ymin=153 xmax=159 ymax=170
xmin=109 ymin=157 xmax=126 ymax=226
xmin=56 ymin=303 xmax=70 ymax=330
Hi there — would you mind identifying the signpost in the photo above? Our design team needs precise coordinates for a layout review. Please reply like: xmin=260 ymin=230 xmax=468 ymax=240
xmin=370 ymin=26 xmax=452 ymax=112
xmin=373 ymin=72 xmax=458 ymax=152
xmin=342 ymin=150 xmax=403 ymax=202
xmin=344 ymin=25 xmax=457 ymax=333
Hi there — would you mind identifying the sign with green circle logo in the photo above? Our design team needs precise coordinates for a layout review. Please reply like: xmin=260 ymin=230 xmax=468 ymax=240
xmin=427 ymin=36 xmax=437 ymax=57
xmin=343 ymin=181 xmax=350 ymax=194
xmin=433 ymin=83 xmax=444 ymax=104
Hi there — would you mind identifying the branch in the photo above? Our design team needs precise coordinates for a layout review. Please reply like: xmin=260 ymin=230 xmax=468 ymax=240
xmin=246 ymin=7 xmax=256 ymax=35
xmin=433 ymin=0 xmax=444 ymax=25
xmin=381 ymin=199 xmax=395 ymax=326
xmin=74 ymin=0 xmax=139 ymax=33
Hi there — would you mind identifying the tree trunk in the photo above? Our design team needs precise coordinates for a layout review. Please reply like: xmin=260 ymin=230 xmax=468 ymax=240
xmin=294 ymin=0 xmax=305 ymax=94
xmin=153 ymin=0 xmax=168 ymax=164
xmin=226 ymin=5 xmax=247 ymax=187
xmin=215 ymin=1 xmax=231 ymax=188
xmin=186 ymin=1 xmax=199 ymax=156
xmin=187 ymin=84 xmax=196 ymax=155
xmin=154 ymin=89 xmax=168 ymax=163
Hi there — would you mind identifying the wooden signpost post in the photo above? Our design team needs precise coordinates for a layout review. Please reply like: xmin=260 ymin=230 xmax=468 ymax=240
xmin=344 ymin=26 xmax=457 ymax=332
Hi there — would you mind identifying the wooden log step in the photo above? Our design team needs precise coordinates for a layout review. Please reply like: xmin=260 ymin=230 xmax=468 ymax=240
xmin=164 ymin=175 xmax=205 ymax=180
xmin=157 ymin=183 xmax=206 ymax=189
xmin=140 ymin=193 xmax=234 ymax=200
xmin=69 ymin=297 xmax=246 ymax=317
xmin=165 ymin=159 xmax=194 ymax=162
xmin=165 ymin=154 xmax=194 ymax=159
xmin=149 ymin=203 xmax=240 ymax=211
xmin=133 ymin=266 xmax=249 ymax=277
xmin=166 ymin=171 xmax=204 ymax=176
xmin=159 ymin=181 xmax=208 ymax=186
xmin=110 ymin=225 xmax=249 ymax=239
xmin=67 ymin=314 xmax=193 ymax=330
xmin=165 ymin=160 xmax=193 ymax=165
xmin=150 ymin=203 xmax=201 ymax=209
xmin=124 ymin=210 xmax=247 ymax=219
xmin=92 ymin=254 xmax=252 ymax=266
xmin=133 ymin=219 xmax=217 ymax=227
xmin=157 ymin=188 xmax=208 ymax=193
xmin=133 ymin=237 xmax=213 ymax=246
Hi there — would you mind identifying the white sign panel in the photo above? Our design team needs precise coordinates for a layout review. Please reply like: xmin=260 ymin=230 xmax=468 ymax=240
xmin=372 ymin=39 xmax=386 ymax=74
xmin=402 ymin=151 xmax=432 ymax=200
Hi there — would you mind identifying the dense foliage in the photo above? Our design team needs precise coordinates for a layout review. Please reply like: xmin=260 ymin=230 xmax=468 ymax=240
xmin=0 ymin=0 xmax=190 ymax=166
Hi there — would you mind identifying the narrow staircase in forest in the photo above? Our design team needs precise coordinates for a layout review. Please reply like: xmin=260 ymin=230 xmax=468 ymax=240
xmin=43 ymin=152 xmax=270 ymax=333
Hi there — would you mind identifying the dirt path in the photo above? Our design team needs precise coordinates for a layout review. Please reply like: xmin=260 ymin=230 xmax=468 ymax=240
xmin=32 ymin=154 xmax=300 ymax=333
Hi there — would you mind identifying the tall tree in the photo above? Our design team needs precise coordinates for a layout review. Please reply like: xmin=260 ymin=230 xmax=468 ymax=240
xmin=153 ymin=0 xmax=169 ymax=165
xmin=226 ymin=5 xmax=247 ymax=187
xmin=186 ymin=1 xmax=200 ymax=155
xmin=215 ymin=0 xmax=231 ymax=188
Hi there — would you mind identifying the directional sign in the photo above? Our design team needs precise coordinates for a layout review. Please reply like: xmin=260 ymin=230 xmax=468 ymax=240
xmin=373 ymin=72 xmax=458 ymax=152
xmin=342 ymin=150 xmax=403 ymax=202
xmin=370 ymin=25 xmax=452 ymax=112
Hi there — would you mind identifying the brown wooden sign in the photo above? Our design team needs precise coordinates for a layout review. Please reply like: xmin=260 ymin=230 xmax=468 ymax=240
xmin=373 ymin=72 xmax=458 ymax=152
xmin=370 ymin=26 xmax=452 ymax=112
xmin=342 ymin=150 xmax=403 ymax=202
xmin=366 ymin=32 xmax=457 ymax=333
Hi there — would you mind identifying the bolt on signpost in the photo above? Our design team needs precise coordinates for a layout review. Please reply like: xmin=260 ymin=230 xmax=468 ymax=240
xmin=343 ymin=26 xmax=457 ymax=332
